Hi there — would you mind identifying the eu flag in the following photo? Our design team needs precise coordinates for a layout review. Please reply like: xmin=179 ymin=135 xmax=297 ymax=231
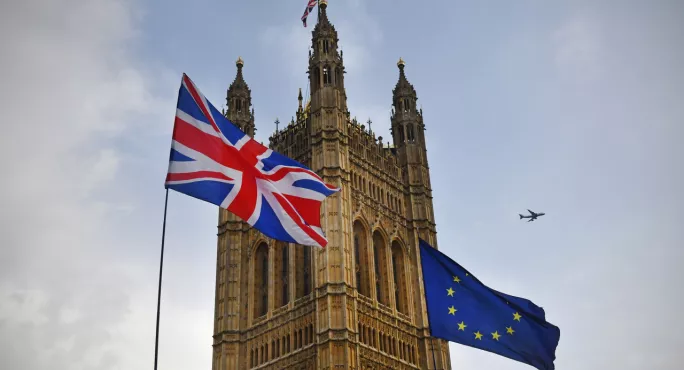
xmin=419 ymin=239 xmax=560 ymax=370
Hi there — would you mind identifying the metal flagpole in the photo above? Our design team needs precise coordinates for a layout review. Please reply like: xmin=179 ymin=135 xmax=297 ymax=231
xmin=153 ymin=189 xmax=170 ymax=370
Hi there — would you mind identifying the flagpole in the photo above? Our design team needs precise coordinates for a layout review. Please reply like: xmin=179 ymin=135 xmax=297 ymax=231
xmin=153 ymin=188 xmax=170 ymax=370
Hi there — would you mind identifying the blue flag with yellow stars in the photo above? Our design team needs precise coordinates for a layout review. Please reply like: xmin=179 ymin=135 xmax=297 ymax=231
xmin=419 ymin=239 xmax=560 ymax=370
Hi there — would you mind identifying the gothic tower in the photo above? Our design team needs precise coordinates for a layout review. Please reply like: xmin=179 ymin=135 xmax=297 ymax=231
xmin=225 ymin=56 xmax=255 ymax=136
xmin=212 ymin=1 xmax=451 ymax=369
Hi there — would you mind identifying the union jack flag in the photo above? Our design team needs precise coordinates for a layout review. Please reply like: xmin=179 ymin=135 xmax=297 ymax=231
xmin=301 ymin=0 xmax=317 ymax=27
xmin=165 ymin=74 xmax=339 ymax=248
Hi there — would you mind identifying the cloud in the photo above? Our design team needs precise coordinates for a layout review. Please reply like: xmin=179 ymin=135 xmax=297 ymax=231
xmin=552 ymin=14 xmax=602 ymax=81
xmin=259 ymin=23 xmax=311 ymax=82
xmin=335 ymin=0 xmax=383 ymax=75
xmin=259 ymin=1 xmax=383 ymax=82
xmin=0 ymin=0 xmax=176 ymax=369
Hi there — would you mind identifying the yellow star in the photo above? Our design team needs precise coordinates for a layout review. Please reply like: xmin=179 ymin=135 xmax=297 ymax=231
xmin=474 ymin=331 xmax=483 ymax=340
xmin=448 ymin=306 xmax=457 ymax=315
xmin=453 ymin=275 xmax=461 ymax=283
xmin=491 ymin=331 xmax=501 ymax=341
xmin=513 ymin=312 xmax=522 ymax=321
xmin=457 ymin=321 xmax=467 ymax=331
xmin=506 ymin=326 xmax=515 ymax=335
xmin=446 ymin=287 xmax=455 ymax=297
xmin=465 ymin=272 xmax=469 ymax=276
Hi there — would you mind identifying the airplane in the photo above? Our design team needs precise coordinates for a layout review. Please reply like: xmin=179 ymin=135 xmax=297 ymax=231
xmin=519 ymin=209 xmax=545 ymax=222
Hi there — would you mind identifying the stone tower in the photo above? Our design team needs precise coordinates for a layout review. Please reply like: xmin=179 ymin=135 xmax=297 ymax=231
xmin=225 ymin=56 xmax=255 ymax=136
xmin=212 ymin=2 xmax=451 ymax=369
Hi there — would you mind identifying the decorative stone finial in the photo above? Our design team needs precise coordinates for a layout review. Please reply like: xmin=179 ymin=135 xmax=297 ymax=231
xmin=320 ymin=0 xmax=328 ymax=8
xmin=397 ymin=57 xmax=405 ymax=68
xmin=236 ymin=56 xmax=244 ymax=67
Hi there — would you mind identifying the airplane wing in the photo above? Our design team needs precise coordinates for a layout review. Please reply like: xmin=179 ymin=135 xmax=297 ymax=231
xmin=527 ymin=209 xmax=536 ymax=216
xmin=527 ymin=218 xmax=534 ymax=222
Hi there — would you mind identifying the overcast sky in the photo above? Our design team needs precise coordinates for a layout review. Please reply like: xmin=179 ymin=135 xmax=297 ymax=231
xmin=1 ymin=0 xmax=682 ymax=369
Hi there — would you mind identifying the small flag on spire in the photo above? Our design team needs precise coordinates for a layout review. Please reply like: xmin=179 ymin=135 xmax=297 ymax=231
xmin=301 ymin=0 xmax=317 ymax=27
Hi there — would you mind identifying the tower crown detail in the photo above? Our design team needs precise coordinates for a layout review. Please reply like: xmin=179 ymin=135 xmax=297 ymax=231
xmin=307 ymin=0 xmax=346 ymax=108
xmin=226 ymin=57 xmax=255 ymax=136
xmin=393 ymin=58 xmax=416 ymax=101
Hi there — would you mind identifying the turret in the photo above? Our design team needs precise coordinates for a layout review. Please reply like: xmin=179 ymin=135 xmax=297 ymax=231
xmin=307 ymin=0 xmax=346 ymax=111
xmin=391 ymin=58 xmax=425 ymax=149
xmin=225 ymin=56 xmax=255 ymax=136
xmin=390 ymin=58 xmax=434 ymax=231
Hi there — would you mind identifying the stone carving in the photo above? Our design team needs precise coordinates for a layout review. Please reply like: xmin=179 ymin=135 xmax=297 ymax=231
xmin=210 ymin=3 xmax=444 ymax=369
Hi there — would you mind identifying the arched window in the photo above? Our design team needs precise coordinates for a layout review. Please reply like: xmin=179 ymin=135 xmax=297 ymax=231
xmin=335 ymin=67 xmax=342 ymax=87
xmin=304 ymin=246 xmax=311 ymax=295
xmin=392 ymin=241 xmax=409 ymax=314
xmin=296 ymin=246 xmax=313 ymax=298
xmin=323 ymin=66 xmax=332 ymax=85
xmin=253 ymin=242 xmax=269 ymax=317
xmin=373 ymin=231 xmax=389 ymax=305
xmin=323 ymin=39 xmax=330 ymax=54
xmin=236 ymin=99 xmax=243 ymax=113
xmin=353 ymin=221 xmax=370 ymax=296
xmin=274 ymin=242 xmax=289 ymax=307
xmin=312 ymin=67 xmax=320 ymax=90
xmin=407 ymin=124 xmax=415 ymax=142
xmin=398 ymin=125 xmax=405 ymax=143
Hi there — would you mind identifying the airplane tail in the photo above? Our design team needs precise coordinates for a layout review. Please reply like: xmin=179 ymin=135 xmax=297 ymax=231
xmin=519 ymin=214 xmax=524 ymax=219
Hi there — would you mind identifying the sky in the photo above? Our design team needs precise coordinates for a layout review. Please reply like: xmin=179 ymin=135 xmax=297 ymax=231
xmin=0 ymin=0 xmax=682 ymax=369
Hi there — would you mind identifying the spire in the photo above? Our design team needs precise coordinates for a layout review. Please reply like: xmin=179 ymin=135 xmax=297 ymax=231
xmin=312 ymin=0 xmax=338 ymax=45
xmin=227 ymin=56 xmax=250 ymax=102
xmin=393 ymin=57 xmax=416 ymax=101
xmin=391 ymin=57 xmax=423 ymax=147
xmin=308 ymin=0 xmax=346 ymax=107
xmin=226 ymin=56 xmax=255 ymax=136
xmin=298 ymin=88 xmax=303 ymax=109
xmin=318 ymin=0 xmax=330 ymax=25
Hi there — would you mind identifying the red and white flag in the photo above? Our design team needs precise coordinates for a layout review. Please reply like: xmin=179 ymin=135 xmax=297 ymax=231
xmin=301 ymin=0 xmax=317 ymax=27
